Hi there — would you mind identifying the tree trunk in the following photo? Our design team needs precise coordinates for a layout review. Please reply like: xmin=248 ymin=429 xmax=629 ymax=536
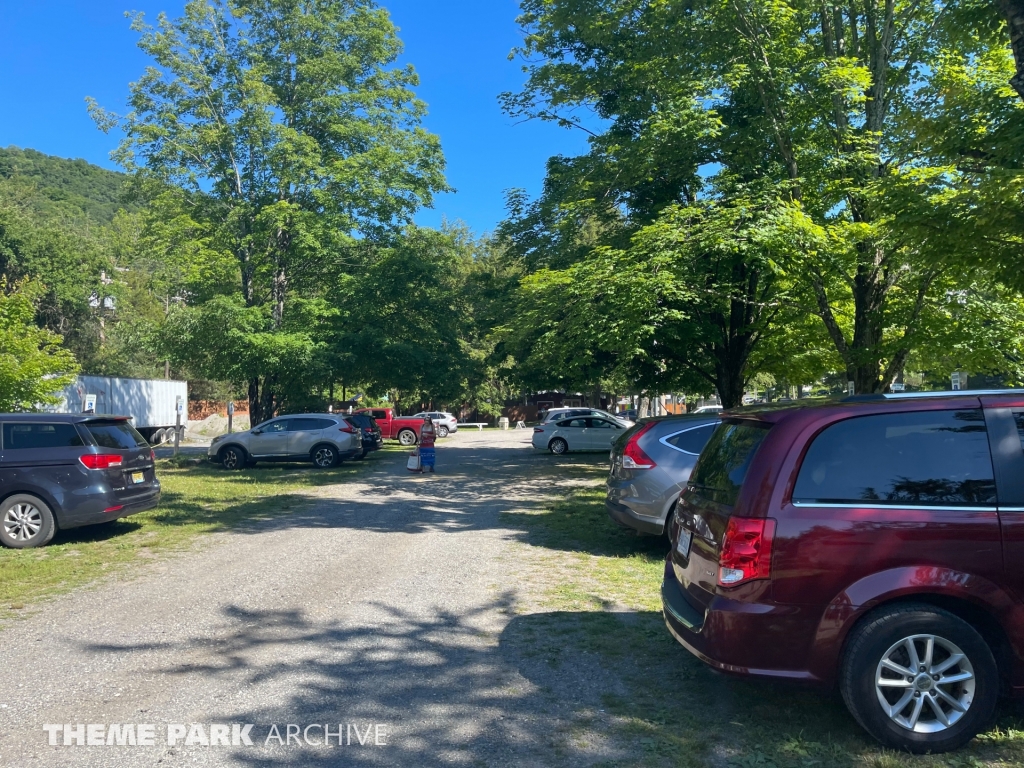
xmin=1000 ymin=0 xmax=1024 ymax=101
xmin=715 ymin=360 xmax=747 ymax=409
xmin=248 ymin=379 xmax=262 ymax=426
xmin=259 ymin=377 xmax=276 ymax=424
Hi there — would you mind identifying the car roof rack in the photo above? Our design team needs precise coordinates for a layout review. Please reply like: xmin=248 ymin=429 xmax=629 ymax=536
xmin=843 ymin=389 xmax=1024 ymax=402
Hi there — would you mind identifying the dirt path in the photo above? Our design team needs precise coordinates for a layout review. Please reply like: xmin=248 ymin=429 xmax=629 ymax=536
xmin=0 ymin=430 xmax=618 ymax=767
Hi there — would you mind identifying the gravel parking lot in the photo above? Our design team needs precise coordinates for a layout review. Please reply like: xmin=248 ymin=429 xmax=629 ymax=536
xmin=0 ymin=429 xmax=619 ymax=767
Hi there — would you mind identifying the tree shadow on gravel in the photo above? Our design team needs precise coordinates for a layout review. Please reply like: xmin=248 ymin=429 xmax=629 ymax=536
xmin=193 ymin=442 xmax=625 ymax=556
xmin=77 ymin=598 xmax=644 ymax=767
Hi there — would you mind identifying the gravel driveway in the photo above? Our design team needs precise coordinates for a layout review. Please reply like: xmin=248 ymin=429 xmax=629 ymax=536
xmin=0 ymin=430 xmax=625 ymax=767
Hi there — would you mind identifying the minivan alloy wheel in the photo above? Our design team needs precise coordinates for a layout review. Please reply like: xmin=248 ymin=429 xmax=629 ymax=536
xmin=4 ymin=502 xmax=43 ymax=542
xmin=875 ymin=634 xmax=975 ymax=733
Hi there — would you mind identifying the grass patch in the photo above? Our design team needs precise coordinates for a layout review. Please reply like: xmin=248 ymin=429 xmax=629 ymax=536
xmin=0 ymin=456 xmax=378 ymax=621
xmin=507 ymin=465 xmax=1024 ymax=768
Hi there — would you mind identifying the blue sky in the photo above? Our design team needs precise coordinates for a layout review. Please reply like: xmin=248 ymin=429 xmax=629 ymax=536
xmin=0 ymin=0 xmax=593 ymax=234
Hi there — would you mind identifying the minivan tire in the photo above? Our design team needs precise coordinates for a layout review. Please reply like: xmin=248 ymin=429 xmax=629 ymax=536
xmin=220 ymin=446 xmax=247 ymax=471
xmin=840 ymin=602 xmax=998 ymax=754
xmin=549 ymin=438 xmax=568 ymax=455
xmin=0 ymin=494 xmax=57 ymax=549
xmin=398 ymin=429 xmax=417 ymax=447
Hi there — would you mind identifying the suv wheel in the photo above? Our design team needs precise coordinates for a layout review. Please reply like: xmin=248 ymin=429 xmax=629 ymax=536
xmin=220 ymin=446 xmax=246 ymax=470
xmin=398 ymin=429 xmax=417 ymax=447
xmin=549 ymin=438 xmax=568 ymax=455
xmin=0 ymin=494 xmax=57 ymax=549
xmin=312 ymin=445 xmax=338 ymax=468
xmin=840 ymin=603 xmax=998 ymax=753
xmin=437 ymin=425 xmax=450 ymax=438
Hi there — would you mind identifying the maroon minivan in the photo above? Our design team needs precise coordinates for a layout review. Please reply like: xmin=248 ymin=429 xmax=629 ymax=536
xmin=663 ymin=391 xmax=1024 ymax=752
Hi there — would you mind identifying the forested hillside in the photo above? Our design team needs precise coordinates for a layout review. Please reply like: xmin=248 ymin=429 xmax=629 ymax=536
xmin=0 ymin=146 xmax=131 ymax=223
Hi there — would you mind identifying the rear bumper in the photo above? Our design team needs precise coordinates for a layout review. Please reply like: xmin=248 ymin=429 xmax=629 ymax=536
xmin=58 ymin=487 xmax=161 ymax=530
xmin=606 ymin=499 xmax=664 ymax=535
xmin=660 ymin=559 xmax=825 ymax=684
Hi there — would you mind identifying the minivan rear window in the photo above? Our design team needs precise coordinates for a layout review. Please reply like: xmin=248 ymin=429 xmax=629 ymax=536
xmin=793 ymin=409 xmax=996 ymax=506
xmin=83 ymin=420 xmax=149 ymax=449
xmin=688 ymin=421 xmax=770 ymax=506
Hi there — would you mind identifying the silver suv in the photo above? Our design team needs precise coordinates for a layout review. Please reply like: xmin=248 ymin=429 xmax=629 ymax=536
xmin=208 ymin=414 xmax=361 ymax=469
xmin=412 ymin=412 xmax=458 ymax=437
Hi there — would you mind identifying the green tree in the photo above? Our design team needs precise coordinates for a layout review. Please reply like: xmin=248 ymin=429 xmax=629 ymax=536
xmin=998 ymin=0 xmax=1024 ymax=100
xmin=0 ymin=280 xmax=79 ymax=411
xmin=505 ymin=0 xmax=1024 ymax=395
xmin=91 ymin=0 xmax=448 ymax=423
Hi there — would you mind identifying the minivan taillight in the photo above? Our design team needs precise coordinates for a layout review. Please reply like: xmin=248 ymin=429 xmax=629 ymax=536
xmin=621 ymin=422 xmax=657 ymax=469
xmin=718 ymin=517 xmax=776 ymax=587
xmin=80 ymin=454 xmax=124 ymax=470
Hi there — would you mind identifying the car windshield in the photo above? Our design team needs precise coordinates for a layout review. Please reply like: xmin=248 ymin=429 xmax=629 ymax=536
xmin=83 ymin=420 xmax=150 ymax=449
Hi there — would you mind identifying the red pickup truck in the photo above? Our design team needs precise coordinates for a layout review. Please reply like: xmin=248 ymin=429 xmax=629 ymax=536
xmin=353 ymin=408 xmax=424 ymax=446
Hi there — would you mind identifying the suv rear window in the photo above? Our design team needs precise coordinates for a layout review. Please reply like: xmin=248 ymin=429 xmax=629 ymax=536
xmin=664 ymin=423 xmax=717 ymax=455
xmin=793 ymin=409 xmax=996 ymax=506
xmin=3 ymin=423 xmax=84 ymax=449
xmin=688 ymin=421 xmax=769 ymax=506
xmin=83 ymin=420 xmax=149 ymax=449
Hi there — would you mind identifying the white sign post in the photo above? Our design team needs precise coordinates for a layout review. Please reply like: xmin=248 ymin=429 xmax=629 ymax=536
xmin=174 ymin=396 xmax=184 ymax=456
xmin=951 ymin=372 xmax=963 ymax=391
xmin=83 ymin=394 xmax=97 ymax=413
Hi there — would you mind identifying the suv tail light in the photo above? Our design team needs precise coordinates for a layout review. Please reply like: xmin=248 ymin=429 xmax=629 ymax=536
xmin=718 ymin=517 xmax=776 ymax=587
xmin=80 ymin=454 xmax=124 ymax=470
xmin=339 ymin=424 xmax=357 ymax=434
xmin=534 ymin=427 xmax=544 ymax=433
xmin=621 ymin=422 xmax=657 ymax=469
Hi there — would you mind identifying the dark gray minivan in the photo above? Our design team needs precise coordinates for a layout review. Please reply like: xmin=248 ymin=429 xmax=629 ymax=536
xmin=0 ymin=414 xmax=160 ymax=548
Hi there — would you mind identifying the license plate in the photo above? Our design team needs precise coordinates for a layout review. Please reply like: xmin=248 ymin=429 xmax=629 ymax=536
xmin=131 ymin=472 xmax=145 ymax=484
xmin=676 ymin=528 xmax=693 ymax=559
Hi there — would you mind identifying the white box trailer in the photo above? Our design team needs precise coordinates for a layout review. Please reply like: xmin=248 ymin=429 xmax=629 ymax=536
xmin=47 ymin=376 xmax=188 ymax=443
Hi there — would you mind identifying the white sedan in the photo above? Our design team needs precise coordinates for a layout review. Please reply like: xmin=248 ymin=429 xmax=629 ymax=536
xmin=532 ymin=416 xmax=628 ymax=455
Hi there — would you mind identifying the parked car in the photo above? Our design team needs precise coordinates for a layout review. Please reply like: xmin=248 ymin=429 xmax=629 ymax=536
xmin=691 ymin=404 xmax=723 ymax=415
xmin=208 ymin=414 xmax=361 ymax=469
xmin=412 ymin=411 xmax=458 ymax=438
xmin=619 ymin=409 xmax=639 ymax=421
xmin=0 ymin=414 xmax=160 ymax=549
xmin=532 ymin=415 xmax=628 ymax=454
xmin=346 ymin=412 xmax=383 ymax=459
xmin=353 ymin=408 xmax=425 ymax=446
xmin=606 ymin=415 xmax=720 ymax=537
xmin=663 ymin=390 xmax=1024 ymax=753
xmin=540 ymin=408 xmax=634 ymax=426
